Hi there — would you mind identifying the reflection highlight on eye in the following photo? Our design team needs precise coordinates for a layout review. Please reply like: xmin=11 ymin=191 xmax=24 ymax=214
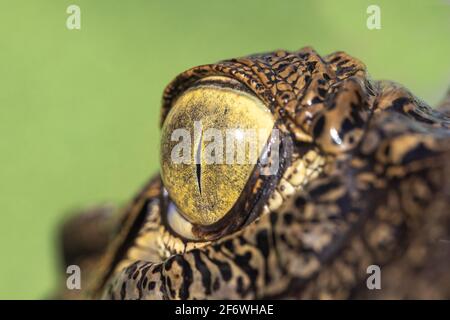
xmin=166 ymin=201 xmax=199 ymax=241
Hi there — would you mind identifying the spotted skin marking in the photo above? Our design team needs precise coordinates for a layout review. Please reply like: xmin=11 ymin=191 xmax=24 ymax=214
xmin=56 ymin=48 xmax=450 ymax=299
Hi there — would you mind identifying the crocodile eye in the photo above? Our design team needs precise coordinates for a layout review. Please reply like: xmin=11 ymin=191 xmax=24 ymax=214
xmin=160 ymin=77 xmax=275 ymax=230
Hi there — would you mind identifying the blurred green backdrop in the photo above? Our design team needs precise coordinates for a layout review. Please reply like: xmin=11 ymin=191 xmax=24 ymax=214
xmin=0 ymin=0 xmax=449 ymax=299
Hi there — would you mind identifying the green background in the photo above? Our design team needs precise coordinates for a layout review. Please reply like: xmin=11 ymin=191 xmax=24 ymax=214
xmin=0 ymin=0 xmax=449 ymax=299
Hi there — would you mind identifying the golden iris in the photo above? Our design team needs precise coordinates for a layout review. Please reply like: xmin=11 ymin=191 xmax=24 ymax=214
xmin=160 ymin=77 xmax=275 ymax=226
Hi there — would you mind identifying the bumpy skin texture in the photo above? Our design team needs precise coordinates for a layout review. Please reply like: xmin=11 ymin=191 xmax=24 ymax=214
xmin=59 ymin=48 xmax=450 ymax=299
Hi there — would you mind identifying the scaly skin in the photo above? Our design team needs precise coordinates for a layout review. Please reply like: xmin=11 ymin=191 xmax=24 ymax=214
xmin=57 ymin=48 xmax=450 ymax=299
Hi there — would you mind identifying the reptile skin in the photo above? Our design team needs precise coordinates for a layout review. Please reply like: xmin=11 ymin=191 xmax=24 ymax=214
xmin=57 ymin=47 xmax=450 ymax=299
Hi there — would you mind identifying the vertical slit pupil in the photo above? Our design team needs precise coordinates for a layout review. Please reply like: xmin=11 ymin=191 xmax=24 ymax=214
xmin=196 ymin=163 xmax=202 ymax=195
xmin=195 ymin=132 xmax=202 ymax=195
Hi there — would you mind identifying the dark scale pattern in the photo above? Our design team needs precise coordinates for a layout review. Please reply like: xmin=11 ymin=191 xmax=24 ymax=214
xmin=56 ymin=48 xmax=450 ymax=299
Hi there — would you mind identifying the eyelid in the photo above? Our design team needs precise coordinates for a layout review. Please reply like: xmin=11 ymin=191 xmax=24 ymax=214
xmin=166 ymin=201 xmax=200 ymax=241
